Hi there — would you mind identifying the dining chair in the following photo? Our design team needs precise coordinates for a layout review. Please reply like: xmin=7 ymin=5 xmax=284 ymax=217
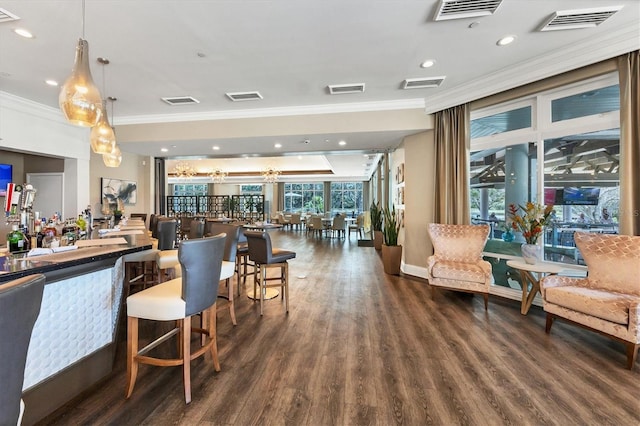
xmin=308 ymin=216 xmax=325 ymax=238
xmin=348 ymin=214 xmax=364 ymax=239
xmin=330 ymin=215 xmax=346 ymax=238
xmin=126 ymin=234 xmax=225 ymax=404
xmin=290 ymin=213 xmax=303 ymax=231
xmin=0 ymin=274 xmax=45 ymax=426
xmin=245 ymin=230 xmax=296 ymax=315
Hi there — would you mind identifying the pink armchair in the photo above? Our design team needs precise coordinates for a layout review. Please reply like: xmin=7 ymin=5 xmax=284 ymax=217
xmin=540 ymin=232 xmax=640 ymax=369
xmin=426 ymin=223 xmax=492 ymax=310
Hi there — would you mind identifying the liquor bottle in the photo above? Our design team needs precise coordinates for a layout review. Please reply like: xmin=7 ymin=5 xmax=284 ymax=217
xmin=35 ymin=225 xmax=44 ymax=248
xmin=7 ymin=225 xmax=26 ymax=253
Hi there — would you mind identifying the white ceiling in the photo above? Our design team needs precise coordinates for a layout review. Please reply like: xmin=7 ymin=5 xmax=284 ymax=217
xmin=0 ymin=0 xmax=638 ymax=182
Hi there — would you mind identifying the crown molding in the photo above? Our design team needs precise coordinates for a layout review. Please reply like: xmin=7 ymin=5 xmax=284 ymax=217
xmin=117 ymin=98 xmax=427 ymax=125
xmin=423 ymin=22 xmax=640 ymax=114
xmin=0 ymin=91 xmax=67 ymax=123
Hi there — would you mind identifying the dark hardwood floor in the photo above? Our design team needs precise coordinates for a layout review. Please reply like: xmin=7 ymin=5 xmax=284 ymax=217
xmin=39 ymin=230 xmax=639 ymax=425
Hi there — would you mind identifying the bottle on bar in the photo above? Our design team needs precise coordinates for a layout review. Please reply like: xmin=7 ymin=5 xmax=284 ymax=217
xmin=8 ymin=225 xmax=26 ymax=253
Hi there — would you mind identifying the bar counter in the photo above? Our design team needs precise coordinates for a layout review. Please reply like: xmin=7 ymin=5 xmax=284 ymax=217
xmin=0 ymin=233 xmax=153 ymax=425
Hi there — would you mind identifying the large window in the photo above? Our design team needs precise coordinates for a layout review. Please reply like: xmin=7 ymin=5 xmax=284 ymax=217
xmin=330 ymin=182 xmax=363 ymax=215
xmin=241 ymin=184 xmax=263 ymax=195
xmin=470 ymin=73 xmax=620 ymax=289
xmin=283 ymin=183 xmax=324 ymax=213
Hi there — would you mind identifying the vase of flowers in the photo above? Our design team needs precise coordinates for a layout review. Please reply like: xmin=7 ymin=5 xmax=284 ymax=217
xmin=508 ymin=202 xmax=553 ymax=264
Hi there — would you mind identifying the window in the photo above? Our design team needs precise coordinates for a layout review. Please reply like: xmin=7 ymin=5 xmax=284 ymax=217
xmin=470 ymin=73 xmax=620 ymax=291
xmin=240 ymin=184 xmax=263 ymax=195
xmin=330 ymin=182 xmax=363 ymax=214
xmin=284 ymin=183 xmax=323 ymax=213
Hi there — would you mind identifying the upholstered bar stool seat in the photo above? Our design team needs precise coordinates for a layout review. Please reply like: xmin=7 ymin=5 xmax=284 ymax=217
xmin=126 ymin=234 xmax=226 ymax=404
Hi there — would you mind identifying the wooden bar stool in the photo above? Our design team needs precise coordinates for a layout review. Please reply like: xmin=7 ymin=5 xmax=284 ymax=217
xmin=126 ymin=234 xmax=226 ymax=404
xmin=155 ymin=219 xmax=179 ymax=283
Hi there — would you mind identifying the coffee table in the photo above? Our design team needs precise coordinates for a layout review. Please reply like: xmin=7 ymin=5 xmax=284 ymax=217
xmin=506 ymin=260 xmax=564 ymax=315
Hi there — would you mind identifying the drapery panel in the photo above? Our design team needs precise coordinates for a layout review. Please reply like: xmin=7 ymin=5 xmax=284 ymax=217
xmin=618 ymin=50 xmax=640 ymax=236
xmin=433 ymin=104 xmax=470 ymax=225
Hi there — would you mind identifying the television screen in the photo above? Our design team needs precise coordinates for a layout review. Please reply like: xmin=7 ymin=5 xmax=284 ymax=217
xmin=0 ymin=164 xmax=12 ymax=197
xmin=544 ymin=188 xmax=564 ymax=206
xmin=563 ymin=187 xmax=600 ymax=205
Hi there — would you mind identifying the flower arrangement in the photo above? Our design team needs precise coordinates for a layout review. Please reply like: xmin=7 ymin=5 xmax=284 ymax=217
xmin=508 ymin=202 xmax=554 ymax=244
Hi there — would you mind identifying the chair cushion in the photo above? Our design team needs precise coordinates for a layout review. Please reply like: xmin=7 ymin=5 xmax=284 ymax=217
xmin=220 ymin=260 xmax=235 ymax=280
xmin=545 ymin=285 xmax=638 ymax=325
xmin=270 ymin=248 xmax=296 ymax=263
xmin=430 ymin=260 xmax=486 ymax=283
xmin=127 ymin=278 xmax=185 ymax=321
xmin=156 ymin=249 xmax=179 ymax=269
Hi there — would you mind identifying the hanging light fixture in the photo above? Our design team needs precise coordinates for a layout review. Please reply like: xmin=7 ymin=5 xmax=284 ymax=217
xmin=90 ymin=58 xmax=116 ymax=154
xmin=102 ymin=97 xmax=122 ymax=167
xmin=172 ymin=161 xmax=197 ymax=180
xmin=209 ymin=168 xmax=228 ymax=183
xmin=59 ymin=0 xmax=102 ymax=127
xmin=262 ymin=167 xmax=280 ymax=183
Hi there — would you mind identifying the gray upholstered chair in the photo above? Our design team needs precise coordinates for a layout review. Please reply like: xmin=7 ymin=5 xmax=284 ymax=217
xmin=0 ymin=274 xmax=45 ymax=425
xmin=126 ymin=234 xmax=226 ymax=404
xmin=245 ymin=230 xmax=296 ymax=315
xmin=155 ymin=219 xmax=179 ymax=282
xmin=426 ymin=223 xmax=492 ymax=310
xmin=206 ymin=223 xmax=241 ymax=324
xmin=188 ymin=219 xmax=204 ymax=240
xmin=540 ymin=232 xmax=640 ymax=369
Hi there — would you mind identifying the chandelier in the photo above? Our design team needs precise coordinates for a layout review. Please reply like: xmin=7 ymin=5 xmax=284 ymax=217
xmin=262 ymin=167 xmax=281 ymax=183
xmin=172 ymin=161 xmax=196 ymax=180
xmin=209 ymin=168 xmax=228 ymax=183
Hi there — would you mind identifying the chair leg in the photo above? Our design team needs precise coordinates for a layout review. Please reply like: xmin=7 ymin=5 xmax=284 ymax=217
xmin=228 ymin=278 xmax=236 ymax=325
xmin=125 ymin=316 xmax=139 ymax=399
xmin=182 ymin=317 xmax=191 ymax=404
xmin=260 ymin=266 xmax=265 ymax=316
xmin=626 ymin=343 xmax=638 ymax=369
xmin=207 ymin=305 xmax=221 ymax=371
xmin=545 ymin=313 xmax=554 ymax=333
xmin=284 ymin=262 xmax=289 ymax=313
xmin=483 ymin=293 xmax=488 ymax=310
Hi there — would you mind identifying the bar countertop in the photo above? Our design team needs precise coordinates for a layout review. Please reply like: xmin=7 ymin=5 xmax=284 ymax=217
xmin=0 ymin=234 xmax=152 ymax=284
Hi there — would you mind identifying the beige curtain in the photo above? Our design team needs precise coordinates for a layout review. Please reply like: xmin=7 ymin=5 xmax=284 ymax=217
xmin=618 ymin=50 xmax=640 ymax=236
xmin=277 ymin=182 xmax=284 ymax=211
xmin=433 ymin=104 xmax=470 ymax=224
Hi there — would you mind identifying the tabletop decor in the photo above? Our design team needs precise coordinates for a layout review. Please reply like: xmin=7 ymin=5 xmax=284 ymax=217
xmin=508 ymin=202 xmax=553 ymax=264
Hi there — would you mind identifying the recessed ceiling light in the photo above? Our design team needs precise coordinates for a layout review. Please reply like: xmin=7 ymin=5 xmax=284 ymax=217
xmin=338 ymin=140 xmax=347 ymax=146
xmin=420 ymin=59 xmax=436 ymax=68
xmin=161 ymin=148 xmax=168 ymax=152
xmin=274 ymin=143 xmax=282 ymax=148
xmin=497 ymin=35 xmax=516 ymax=46
xmin=45 ymin=79 xmax=58 ymax=86
xmin=13 ymin=28 xmax=33 ymax=38
xmin=212 ymin=146 xmax=220 ymax=150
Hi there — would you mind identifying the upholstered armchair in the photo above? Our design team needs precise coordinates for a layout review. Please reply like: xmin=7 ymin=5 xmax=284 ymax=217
xmin=540 ymin=232 xmax=640 ymax=369
xmin=426 ymin=223 xmax=492 ymax=309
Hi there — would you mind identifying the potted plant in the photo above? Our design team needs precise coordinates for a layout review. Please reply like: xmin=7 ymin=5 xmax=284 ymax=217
xmin=370 ymin=201 xmax=383 ymax=250
xmin=381 ymin=204 xmax=402 ymax=275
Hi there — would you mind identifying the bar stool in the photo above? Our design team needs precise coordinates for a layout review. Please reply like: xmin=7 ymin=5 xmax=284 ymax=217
xmin=235 ymin=227 xmax=251 ymax=291
xmin=123 ymin=249 xmax=159 ymax=298
xmin=155 ymin=219 xmax=179 ymax=283
xmin=188 ymin=219 xmax=204 ymax=240
xmin=126 ymin=234 xmax=226 ymax=404
xmin=245 ymin=231 xmax=296 ymax=315
xmin=206 ymin=223 xmax=241 ymax=325
xmin=0 ymin=274 xmax=45 ymax=425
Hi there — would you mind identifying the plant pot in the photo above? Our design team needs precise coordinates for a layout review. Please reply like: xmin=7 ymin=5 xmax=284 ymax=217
xmin=521 ymin=243 xmax=541 ymax=264
xmin=382 ymin=244 xmax=402 ymax=275
xmin=373 ymin=230 xmax=383 ymax=250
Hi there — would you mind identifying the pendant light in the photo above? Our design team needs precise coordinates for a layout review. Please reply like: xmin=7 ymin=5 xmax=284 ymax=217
xmin=102 ymin=97 xmax=122 ymax=167
xmin=59 ymin=0 xmax=102 ymax=127
xmin=90 ymin=58 xmax=116 ymax=154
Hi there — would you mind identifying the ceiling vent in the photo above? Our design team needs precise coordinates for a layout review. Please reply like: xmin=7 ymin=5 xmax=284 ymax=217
xmin=403 ymin=77 xmax=446 ymax=89
xmin=539 ymin=6 xmax=623 ymax=31
xmin=161 ymin=96 xmax=200 ymax=106
xmin=226 ymin=91 xmax=263 ymax=101
xmin=328 ymin=83 xmax=366 ymax=95
xmin=0 ymin=7 xmax=20 ymax=23
xmin=434 ymin=0 xmax=503 ymax=21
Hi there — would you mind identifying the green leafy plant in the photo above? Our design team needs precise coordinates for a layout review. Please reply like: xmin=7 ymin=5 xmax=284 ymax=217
xmin=382 ymin=205 xmax=400 ymax=246
xmin=370 ymin=201 xmax=383 ymax=232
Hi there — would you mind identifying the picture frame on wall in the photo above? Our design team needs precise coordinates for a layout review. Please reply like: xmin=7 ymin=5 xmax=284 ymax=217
xmin=101 ymin=178 xmax=137 ymax=206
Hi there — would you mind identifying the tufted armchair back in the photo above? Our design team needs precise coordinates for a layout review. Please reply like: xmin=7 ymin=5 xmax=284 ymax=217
xmin=428 ymin=223 xmax=489 ymax=262
xmin=574 ymin=232 xmax=640 ymax=296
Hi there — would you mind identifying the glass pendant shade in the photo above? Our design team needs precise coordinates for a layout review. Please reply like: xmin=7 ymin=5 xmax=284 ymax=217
xmin=90 ymin=101 xmax=116 ymax=154
xmin=59 ymin=38 xmax=102 ymax=127
xmin=102 ymin=143 xmax=122 ymax=168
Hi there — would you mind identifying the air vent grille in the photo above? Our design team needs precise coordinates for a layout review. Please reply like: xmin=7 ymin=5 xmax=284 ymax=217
xmin=226 ymin=91 xmax=263 ymax=101
xmin=434 ymin=0 xmax=503 ymax=21
xmin=403 ymin=77 xmax=446 ymax=89
xmin=0 ymin=7 xmax=20 ymax=23
xmin=539 ymin=6 xmax=623 ymax=31
xmin=328 ymin=83 xmax=366 ymax=95
xmin=161 ymin=96 xmax=200 ymax=106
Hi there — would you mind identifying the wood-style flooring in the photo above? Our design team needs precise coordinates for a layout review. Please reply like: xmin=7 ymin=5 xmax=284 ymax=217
xmin=39 ymin=230 xmax=639 ymax=425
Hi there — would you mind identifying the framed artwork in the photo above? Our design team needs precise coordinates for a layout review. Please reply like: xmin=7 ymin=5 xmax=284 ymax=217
xmin=101 ymin=178 xmax=137 ymax=205
xmin=396 ymin=163 xmax=405 ymax=184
